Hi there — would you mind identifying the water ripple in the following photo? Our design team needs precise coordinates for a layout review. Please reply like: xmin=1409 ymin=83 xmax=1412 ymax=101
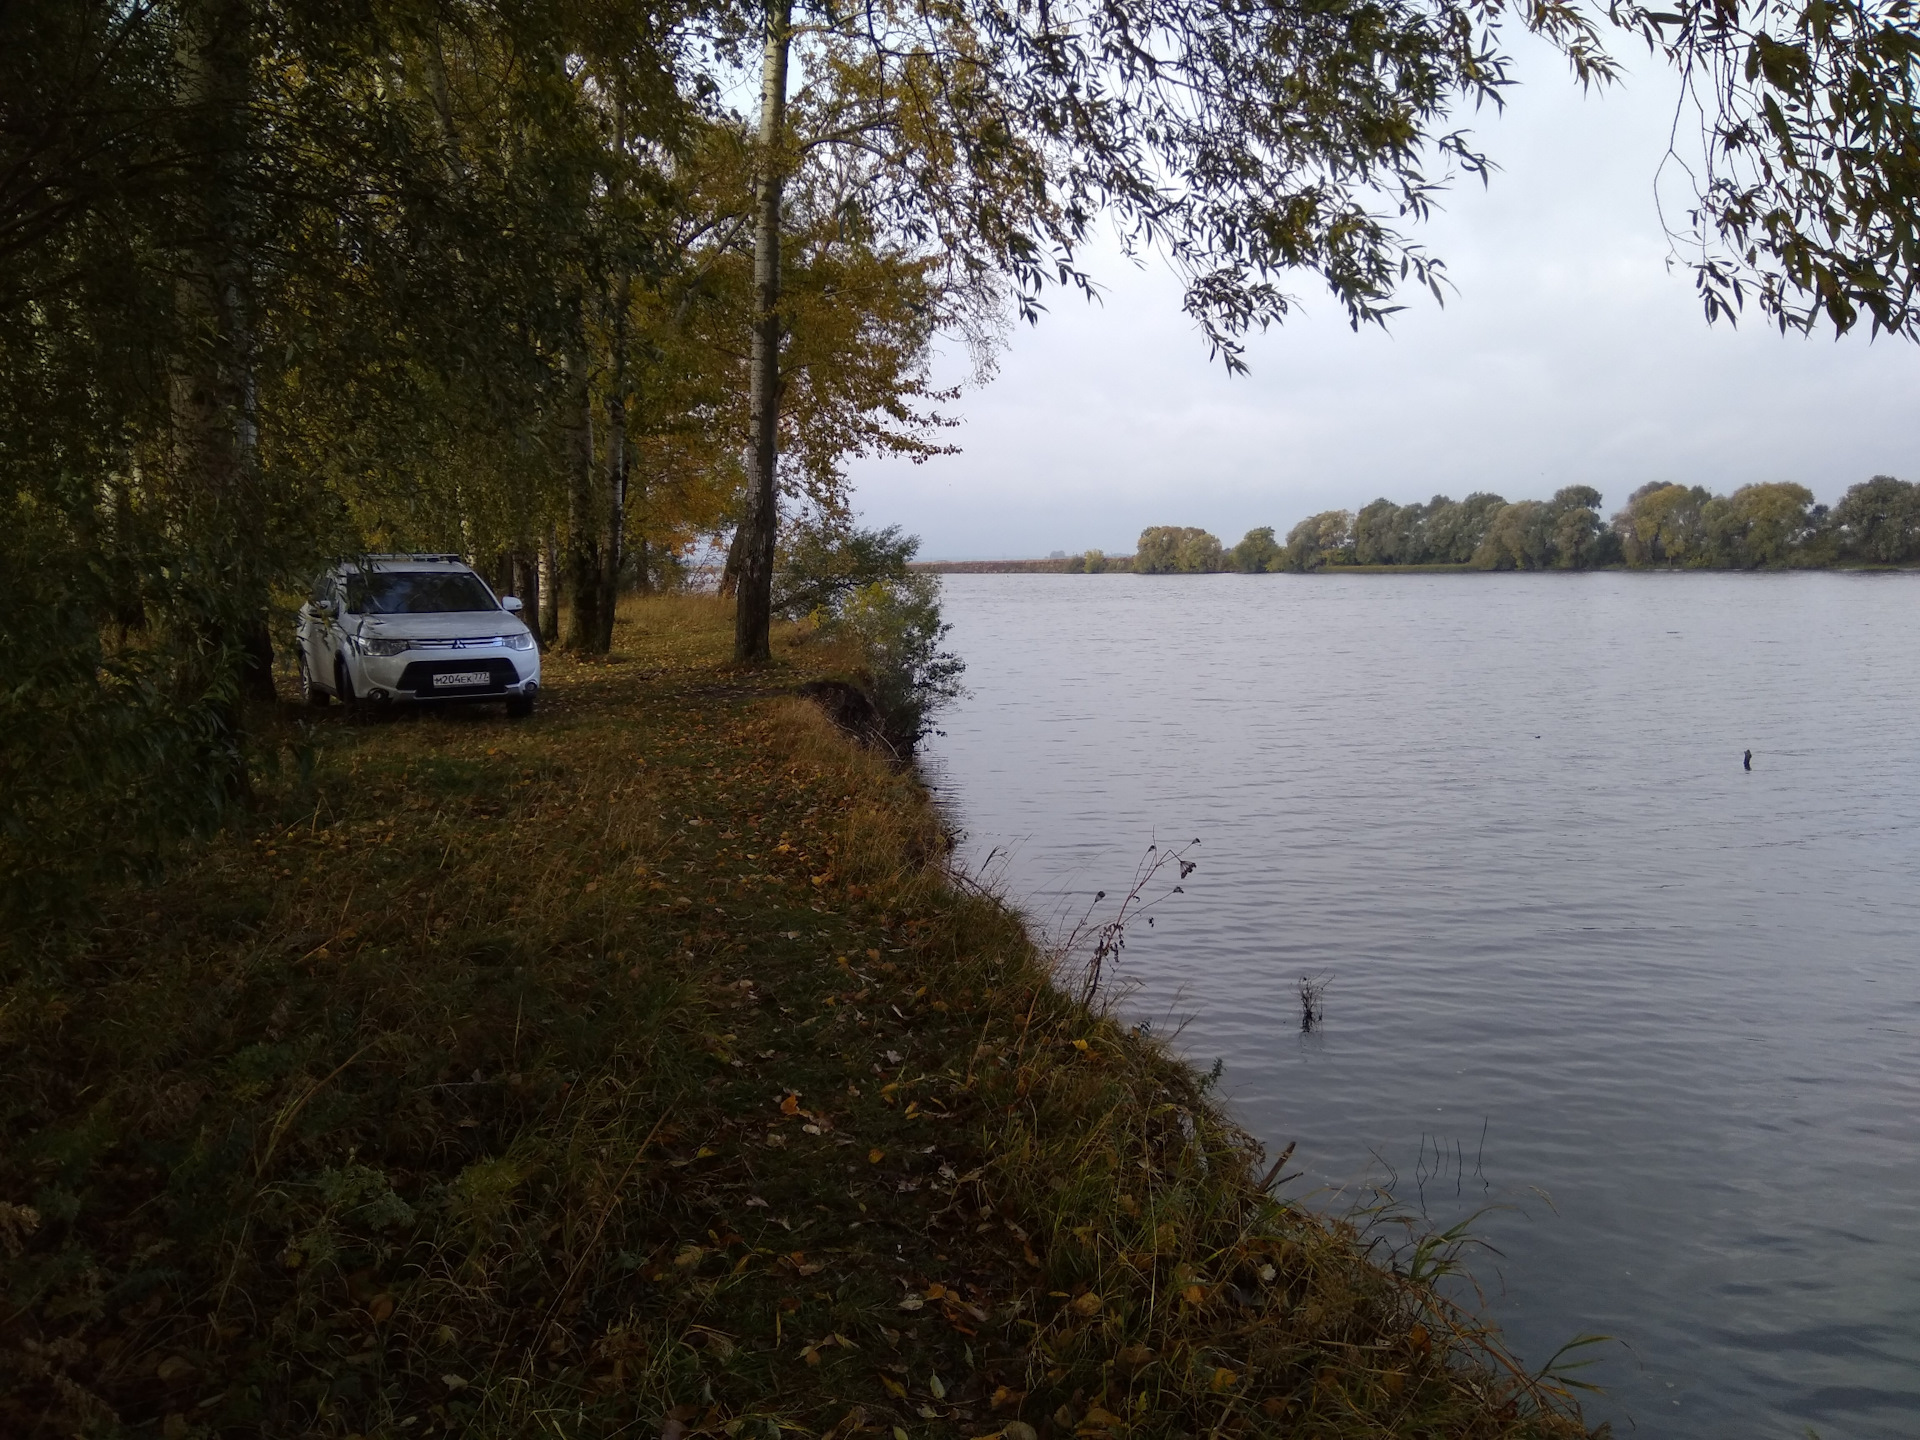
xmin=927 ymin=570 xmax=1920 ymax=1440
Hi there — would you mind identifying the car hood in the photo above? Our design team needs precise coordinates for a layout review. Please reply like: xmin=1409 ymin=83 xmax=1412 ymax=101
xmin=354 ymin=611 xmax=530 ymax=641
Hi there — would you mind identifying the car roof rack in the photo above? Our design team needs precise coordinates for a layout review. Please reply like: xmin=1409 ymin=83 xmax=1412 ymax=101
xmin=358 ymin=552 xmax=465 ymax=564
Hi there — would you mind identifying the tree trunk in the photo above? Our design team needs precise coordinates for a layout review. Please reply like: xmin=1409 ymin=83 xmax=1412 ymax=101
xmin=565 ymin=324 xmax=603 ymax=653
xmin=599 ymin=274 xmax=630 ymax=650
xmin=596 ymin=93 xmax=632 ymax=651
xmin=732 ymin=0 xmax=792 ymax=664
xmin=514 ymin=549 xmax=541 ymax=645
xmin=171 ymin=0 xmax=275 ymax=709
xmin=541 ymin=526 xmax=560 ymax=645
xmin=718 ymin=523 xmax=746 ymax=599
xmin=634 ymin=523 xmax=652 ymax=597
xmin=540 ymin=526 xmax=560 ymax=646
xmin=630 ymin=458 xmax=652 ymax=596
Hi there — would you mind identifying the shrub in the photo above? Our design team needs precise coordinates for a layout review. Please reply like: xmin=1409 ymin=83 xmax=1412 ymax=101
xmin=1230 ymin=527 xmax=1281 ymax=572
xmin=1280 ymin=510 xmax=1354 ymax=570
xmin=775 ymin=517 xmax=963 ymax=753
xmin=1136 ymin=525 xmax=1224 ymax=573
xmin=826 ymin=574 xmax=965 ymax=753
xmin=772 ymin=516 xmax=918 ymax=617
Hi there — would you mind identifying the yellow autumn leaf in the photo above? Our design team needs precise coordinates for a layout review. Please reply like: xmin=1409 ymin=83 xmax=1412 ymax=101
xmin=869 ymin=1148 xmax=885 ymax=1163
xmin=1210 ymin=1368 xmax=1238 ymax=1392
xmin=1069 ymin=1292 xmax=1102 ymax=1317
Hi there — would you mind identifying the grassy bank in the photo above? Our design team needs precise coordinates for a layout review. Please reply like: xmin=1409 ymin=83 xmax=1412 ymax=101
xmin=1 ymin=596 xmax=1594 ymax=1440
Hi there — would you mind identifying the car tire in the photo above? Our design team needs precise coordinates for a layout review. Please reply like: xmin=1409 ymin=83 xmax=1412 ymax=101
xmin=506 ymin=694 xmax=535 ymax=720
xmin=299 ymin=650 xmax=330 ymax=707
xmin=334 ymin=657 xmax=358 ymax=708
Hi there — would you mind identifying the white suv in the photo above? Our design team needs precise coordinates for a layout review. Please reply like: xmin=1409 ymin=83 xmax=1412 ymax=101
xmin=296 ymin=555 xmax=541 ymax=718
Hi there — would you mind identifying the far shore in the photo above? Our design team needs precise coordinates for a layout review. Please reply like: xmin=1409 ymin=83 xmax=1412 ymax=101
xmin=913 ymin=559 xmax=1920 ymax=575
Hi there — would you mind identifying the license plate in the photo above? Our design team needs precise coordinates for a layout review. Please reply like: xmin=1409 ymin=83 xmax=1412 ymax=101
xmin=433 ymin=670 xmax=490 ymax=688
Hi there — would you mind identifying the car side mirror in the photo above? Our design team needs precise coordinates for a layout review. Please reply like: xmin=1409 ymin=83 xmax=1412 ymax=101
xmin=501 ymin=596 xmax=525 ymax=614
xmin=314 ymin=600 xmax=336 ymax=620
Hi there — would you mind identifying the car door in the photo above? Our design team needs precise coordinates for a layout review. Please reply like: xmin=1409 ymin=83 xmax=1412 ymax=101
xmin=305 ymin=573 xmax=347 ymax=686
xmin=297 ymin=573 xmax=326 ymax=680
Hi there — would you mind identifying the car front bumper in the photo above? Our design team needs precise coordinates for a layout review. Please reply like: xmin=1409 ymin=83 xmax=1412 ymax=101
xmin=354 ymin=651 xmax=539 ymax=702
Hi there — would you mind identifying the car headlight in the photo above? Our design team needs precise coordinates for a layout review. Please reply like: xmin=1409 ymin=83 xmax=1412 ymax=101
xmin=358 ymin=636 xmax=410 ymax=657
xmin=502 ymin=632 xmax=534 ymax=651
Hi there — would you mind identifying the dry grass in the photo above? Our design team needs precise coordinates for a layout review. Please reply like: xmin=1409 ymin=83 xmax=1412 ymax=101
xmin=0 ymin=595 xmax=1597 ymax=1440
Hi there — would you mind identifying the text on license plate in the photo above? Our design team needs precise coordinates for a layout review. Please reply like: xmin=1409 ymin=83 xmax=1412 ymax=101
xmin=433 ymin=671 xmax=490 ymax=688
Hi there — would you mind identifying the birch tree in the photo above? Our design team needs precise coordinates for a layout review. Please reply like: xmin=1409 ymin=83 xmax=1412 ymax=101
xmin=720 ymin=0 xmax=1620 ymax=660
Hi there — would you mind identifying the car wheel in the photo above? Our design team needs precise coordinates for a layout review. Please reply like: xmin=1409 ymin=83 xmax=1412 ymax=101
xmin=505 ymin=694 xmax=535 ymax=720
xmin=334 ymin=657 xmax=358 ymax=707
xmin=299 ymin=650 xmax=330 ymax=707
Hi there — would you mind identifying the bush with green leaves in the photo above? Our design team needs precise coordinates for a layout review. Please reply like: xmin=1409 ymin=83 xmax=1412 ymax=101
xmin=773 ymin=518 xmax=920 ymax=618
xmin=776 ymin=519 xmax=964 ymax=751
xmin=1230 ymin=527 xmax=1281 ymax=572
xmin=1135 ymin=526 xmax=1225 ymax=574
xmin=828 ymin=573 xmax=966 ymax=752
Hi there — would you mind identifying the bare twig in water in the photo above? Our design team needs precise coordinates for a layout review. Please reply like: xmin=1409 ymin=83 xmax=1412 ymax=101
xmin=1058 ymin=838 xmax=1201 ymax=1008
xmin=1299 ymin=971 xmax=1331 ymax=1031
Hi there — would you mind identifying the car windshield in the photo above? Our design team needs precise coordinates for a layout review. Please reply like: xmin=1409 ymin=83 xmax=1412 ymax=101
xmin=346 ymin=571 xmax=497 ymax=615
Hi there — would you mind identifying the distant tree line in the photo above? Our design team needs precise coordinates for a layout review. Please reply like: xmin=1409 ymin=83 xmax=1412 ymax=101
xmin=1114 ymin=476 xmax=1920 ymax=574
xmin=1061 ymin=548 xmax=1132 ymax=573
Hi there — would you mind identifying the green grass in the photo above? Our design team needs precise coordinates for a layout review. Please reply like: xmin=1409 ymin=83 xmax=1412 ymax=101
xmin=1 ymin=595 xmax=1598 ymax=1439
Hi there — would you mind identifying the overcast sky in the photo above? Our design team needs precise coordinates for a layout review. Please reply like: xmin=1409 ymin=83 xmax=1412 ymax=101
xmin=845 ymin=31 xmax=1920 ymax=560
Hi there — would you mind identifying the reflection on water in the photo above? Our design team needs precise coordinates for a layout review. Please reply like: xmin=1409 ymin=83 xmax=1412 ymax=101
xmin=924 ymin=571 xmax=1920 ymax=1440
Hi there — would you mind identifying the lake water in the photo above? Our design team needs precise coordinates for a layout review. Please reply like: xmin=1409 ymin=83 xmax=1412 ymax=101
xmin=922 ymin=571 xmax=1920 ymax=1440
